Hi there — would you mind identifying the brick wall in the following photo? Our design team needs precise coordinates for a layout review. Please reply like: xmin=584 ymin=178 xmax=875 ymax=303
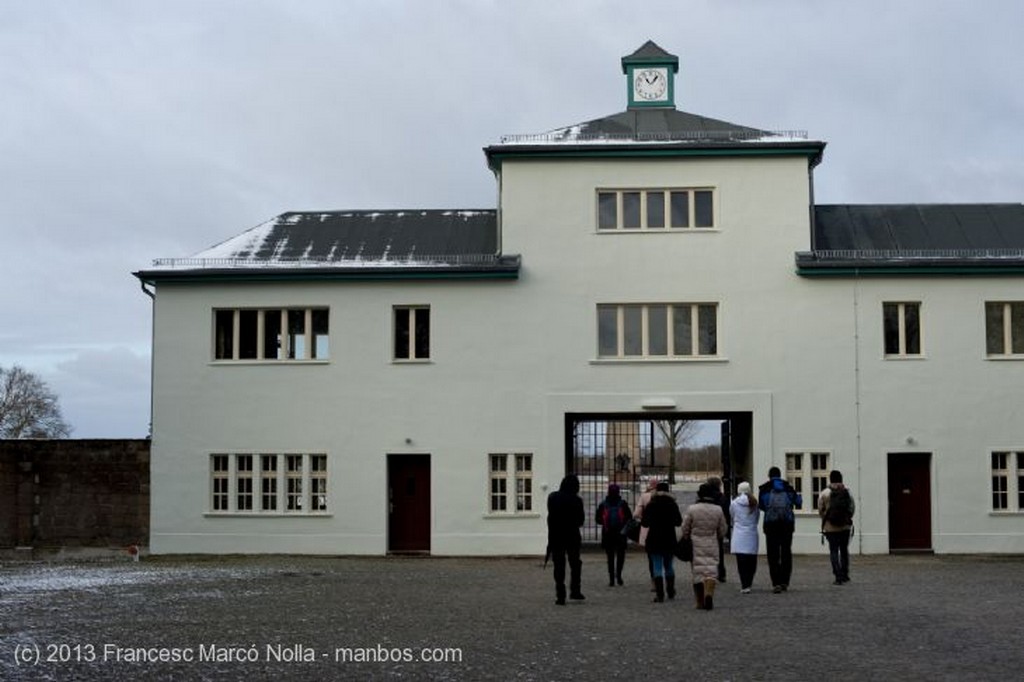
xmin=0 ymin=439 xmax=150 ymax=549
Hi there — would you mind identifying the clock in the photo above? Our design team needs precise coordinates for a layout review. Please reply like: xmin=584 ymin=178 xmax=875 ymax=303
xmin=633 ymin=67 xmax=668 ymax=101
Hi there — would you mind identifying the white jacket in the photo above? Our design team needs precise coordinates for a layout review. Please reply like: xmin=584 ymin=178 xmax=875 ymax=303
xmin=729 ymin=494 xmax=760 ymax=555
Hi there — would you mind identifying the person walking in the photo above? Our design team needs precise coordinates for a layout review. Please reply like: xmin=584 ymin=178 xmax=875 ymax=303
xmin=729 ymin=481 xmax=760 ymax=593
xmin=681 ymin=482 xmax=729 ymax=610
xmin=818 ymin=470 xmax=855 ymax=585
xmin=640 ymin=481 xmax=682 ymax=602
xmin=707 ymin=476 xmax=731 ymax=583
xmin=547 ymin=474 xmax=585 ymax=605
xmin=758 ymin=466 xmax=801 ymax=594
xmin=632 ymin=479 xmax=659 ymax=591
xmin=596 ymin=484 xmax=632 ymax=587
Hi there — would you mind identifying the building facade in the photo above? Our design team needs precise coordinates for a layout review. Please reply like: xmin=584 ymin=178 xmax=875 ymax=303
xmin=136 ymin=42 xmax=1024 ymax=555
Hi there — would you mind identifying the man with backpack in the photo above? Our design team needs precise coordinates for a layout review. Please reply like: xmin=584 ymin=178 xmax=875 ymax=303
xmin=818 ymin=470 xmax=855 ymax=585
xmin=758 ymin=466 xmax=802 ymax=593
xmin=596 ymin=484 xmax=632 ymax=587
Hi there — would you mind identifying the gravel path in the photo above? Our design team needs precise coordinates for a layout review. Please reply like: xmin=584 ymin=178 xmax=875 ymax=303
xmin=2 ymin=550 xmax=1022 ymax=681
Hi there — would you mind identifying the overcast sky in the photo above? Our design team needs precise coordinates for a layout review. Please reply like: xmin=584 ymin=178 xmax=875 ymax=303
xmin=2 ymin=1 xmax=1022 ymax=438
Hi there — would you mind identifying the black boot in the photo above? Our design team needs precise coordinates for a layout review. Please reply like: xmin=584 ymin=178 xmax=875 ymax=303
xmin=555 ymin=584 xmax=566 ymax=606
xmin=652 ymin=577 xmax=665 ymax=602
xmin=693 ymin=582 xmax=705 ymax=610
xmin=666 ymin=576 xmax=676 ymax=600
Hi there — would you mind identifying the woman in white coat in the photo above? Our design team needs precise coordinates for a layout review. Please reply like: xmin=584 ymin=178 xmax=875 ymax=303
xmin=729 ymin=481 xmax=760 ymax=593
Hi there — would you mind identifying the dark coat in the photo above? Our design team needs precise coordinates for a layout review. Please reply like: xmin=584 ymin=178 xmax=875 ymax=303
xmin=596 ymin=495 xmax=632 ymax=549
xmin=712 ymin=489 xmax=731 ymax=528
xmin=547 ymin=475 xmax=584 ymax=549
xmin=758 ymin=477 xmax=801 ymax=532
xmin=640 ymin=491 xmax=682 ymax=555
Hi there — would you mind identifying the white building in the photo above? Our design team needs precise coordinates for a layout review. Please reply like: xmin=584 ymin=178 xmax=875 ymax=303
xmin=136 ymin=42 xmax=1024 ymax=556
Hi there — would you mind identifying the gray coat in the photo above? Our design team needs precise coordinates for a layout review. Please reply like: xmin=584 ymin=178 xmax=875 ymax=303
xmin=681 ymin=500 xmax=728 ymax=582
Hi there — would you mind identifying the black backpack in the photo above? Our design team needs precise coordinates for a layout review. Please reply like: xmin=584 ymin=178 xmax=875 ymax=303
xmin=825 ymin=487 xmax=853 ymax=526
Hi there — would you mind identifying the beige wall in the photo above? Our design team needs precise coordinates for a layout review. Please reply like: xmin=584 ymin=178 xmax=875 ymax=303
xmin=148 ymin=151 xmax=1024 ymax=555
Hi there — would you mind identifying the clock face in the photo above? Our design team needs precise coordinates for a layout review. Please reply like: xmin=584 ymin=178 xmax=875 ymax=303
xmin=634 ymin=67 xmax=668 ymax=101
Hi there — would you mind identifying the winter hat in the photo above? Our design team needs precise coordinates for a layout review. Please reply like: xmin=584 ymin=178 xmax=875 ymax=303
xmin=737 ymin=481 xmax=752 ymax=495
xmin=829 ymin=470 xmax=843 ymax=484
xmin=607 ymin=483 xmax=620 ymax=497
xmin=656 ymin=481 xmax=670 ymax=492
xmin=697 ymin=483 xmax=715 ymax=499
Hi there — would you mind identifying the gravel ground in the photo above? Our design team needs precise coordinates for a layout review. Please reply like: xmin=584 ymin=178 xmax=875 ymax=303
xmin=1 ymin=549 xmax=1022 ymax=681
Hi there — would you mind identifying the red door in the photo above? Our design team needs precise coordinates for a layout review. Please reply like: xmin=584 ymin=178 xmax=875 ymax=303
xmin=887 ymin=452 xmax=932 ymax=552
xmin=388 ymin=455 xmax=431 ymax=553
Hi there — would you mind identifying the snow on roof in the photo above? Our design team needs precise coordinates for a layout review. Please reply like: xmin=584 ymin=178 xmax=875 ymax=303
xmin=491 ymin=108 xmax=811 ymax=147
xmin=146 ymin=210 xmax=502 ymax=271
xmin=494 ymin=129 xmax=810 ymax=146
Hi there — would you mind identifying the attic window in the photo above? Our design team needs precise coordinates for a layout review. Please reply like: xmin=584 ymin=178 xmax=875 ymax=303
xmin=214 ymin=307 xmax=330 ymax=361
xmin=597 ymin=188 xmax=715 ymax=230
xmin=985 ymin=302 xmax=1024 ymax=356
xmin=393 ymin=305 xmax=430 ymax=361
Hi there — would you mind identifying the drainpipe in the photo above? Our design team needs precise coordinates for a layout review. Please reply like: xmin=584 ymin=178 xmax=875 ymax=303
xmin=852 ymin=271 xmax=864 ymax=554
xmin=495 ymin=169 xmax=503 ymax=258
xmin=139 ymin=280 xmax=155 ymax=439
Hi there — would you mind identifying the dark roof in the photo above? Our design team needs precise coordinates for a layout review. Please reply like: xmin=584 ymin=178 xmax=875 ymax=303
xmin=209 ymin=210 xmax=499 ymax=260
xmin=560 ymin=108 xmax=771 ymax=141
xmin=135 ymin=210 xmax=521 ymax=283
xmin=487 ymin=108 xmax=822 ymax=170
xmin=797 ymin=204 xmax=1024 ymax=274
xmin=621 ymin=40 xmax=679 ymax=72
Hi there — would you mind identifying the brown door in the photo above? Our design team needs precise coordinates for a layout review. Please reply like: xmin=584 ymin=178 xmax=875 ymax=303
xmin=887 ymin=452 xmax=932 ymax=552
xmin=388 ymin=454 xmax=431 ymax=553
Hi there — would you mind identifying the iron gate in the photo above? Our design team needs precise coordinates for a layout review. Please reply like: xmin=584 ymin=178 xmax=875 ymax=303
xmin=570 ymin=418 xmax=663 ymax=543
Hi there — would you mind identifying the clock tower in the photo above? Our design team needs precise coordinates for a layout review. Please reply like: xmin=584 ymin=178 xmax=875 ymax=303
xmin=622 ymin=40 xmax=678 ymax=109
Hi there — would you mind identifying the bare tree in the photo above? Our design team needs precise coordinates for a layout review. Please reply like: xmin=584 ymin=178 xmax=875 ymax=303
xmin=653 ymin=420 xmax=700 ymax=483
xmin=0 ymin=365 xmax=72 ymax=438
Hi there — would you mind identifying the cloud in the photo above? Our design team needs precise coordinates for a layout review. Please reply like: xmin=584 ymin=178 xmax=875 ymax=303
xmin=48 ymin=347 xmax=152 ymax=438
xmin=1 ymin=0 xmax=1022 ymax=437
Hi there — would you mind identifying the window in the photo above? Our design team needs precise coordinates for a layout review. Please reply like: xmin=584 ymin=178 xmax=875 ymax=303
xmin=785 ymin=450 xmax=831 ymax=511
xmin=286 ymin=454 xmax=304 ymax=511
xmin=488 ymin=453 xmax=534 ymax=514
xmin=597 ymin=303 xmax=718 ymax=359
xmin=597 ymin=188 xmax=715 ymax=230
xmin=883 ymin=302 xmax=922 ymax=356
xmin=208 ymin=453 xmax=328 ymax=514
xmin=214 ymin=308 xmax=329 ymax=361
xmin=261 ymin=455 xmax=278 ymax=511
xmin=236 ymin=454 xmax=254 ymax=511
xmin=985 ymin=302 xmax=1024 ymax=356
xmin=991 ymin=451 xmax=1024 ymax=512
xmin=211 ymin=454 xmax=229 ymax=511
xmin=310 ymin=454 xmax=328 ymax=512
xmin=394 ymin=306 xmax=430 ymax=361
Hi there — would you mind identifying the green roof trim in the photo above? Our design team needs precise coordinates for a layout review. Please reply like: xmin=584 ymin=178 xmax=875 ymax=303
xmin=796 ymin=265 xmax=1024 ymax=277
xmin=486 ymin=144 xmax=825 ymax=171
xmin=134 ymin=265 xmax=521 ymax=286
